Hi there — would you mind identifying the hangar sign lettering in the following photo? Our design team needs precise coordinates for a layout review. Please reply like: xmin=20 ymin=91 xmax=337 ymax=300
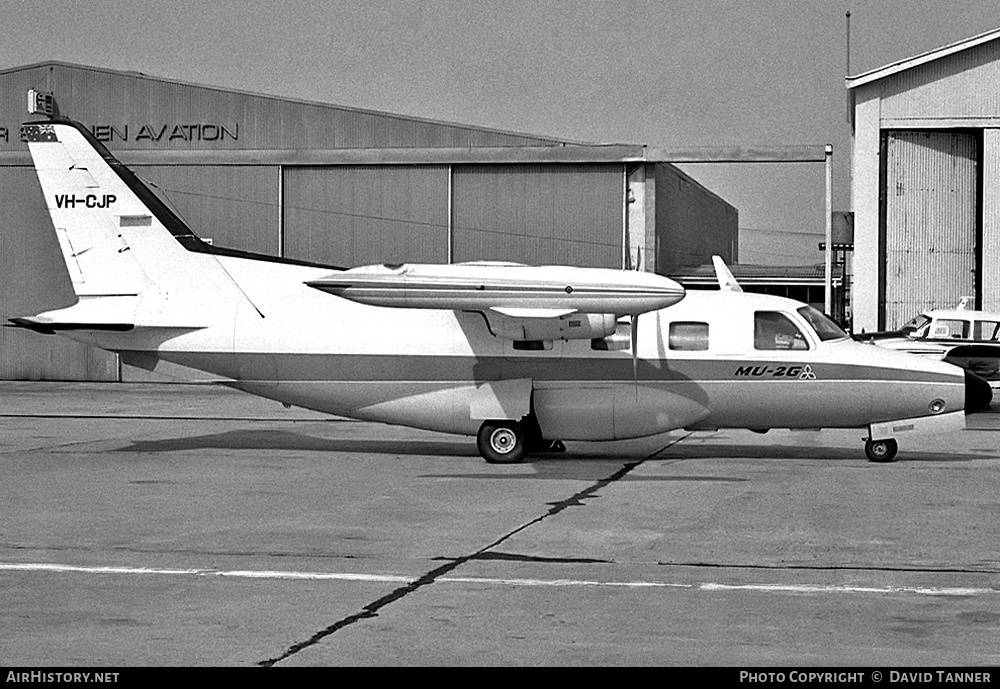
xmin=12 ymin=123 xmax=239 ymax=144
xmin=134 ymin=123 xmax=239 ymax=142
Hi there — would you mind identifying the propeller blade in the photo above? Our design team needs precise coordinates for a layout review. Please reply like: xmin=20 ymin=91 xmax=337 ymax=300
xmin=631 ymin=314 xmax=639 ymax=395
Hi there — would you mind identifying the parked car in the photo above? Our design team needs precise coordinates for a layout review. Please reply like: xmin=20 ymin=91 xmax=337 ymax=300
xmin=859 ymin=299 xmax=1000 ymax=391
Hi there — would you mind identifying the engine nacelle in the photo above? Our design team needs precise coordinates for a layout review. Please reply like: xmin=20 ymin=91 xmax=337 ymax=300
xmin=492 ymin=312 xmax=619 ymax=342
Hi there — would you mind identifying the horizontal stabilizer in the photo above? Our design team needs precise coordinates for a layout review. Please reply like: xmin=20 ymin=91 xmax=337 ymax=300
xmin=9 ymin=294 xmax=208 ymax=336
xmin=7 ymin=318 xmax=133 ymax=335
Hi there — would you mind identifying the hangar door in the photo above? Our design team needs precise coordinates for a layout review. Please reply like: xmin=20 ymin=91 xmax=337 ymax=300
xmin=881 ymin=131 xmax=979 ymax=329
xmin=283 ymin=166 xmax=450 ymax=267
xmin=132 ymin=166 xmax=280 ymax=255
xmin=452 ymin=164 xmax=623 ymax=267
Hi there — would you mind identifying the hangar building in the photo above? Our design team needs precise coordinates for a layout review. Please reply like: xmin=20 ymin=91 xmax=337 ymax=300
xmin=0 ymin=62 xmax=736 ymax=381
xmin=848 ymin=28 xmax=1000 ymax=331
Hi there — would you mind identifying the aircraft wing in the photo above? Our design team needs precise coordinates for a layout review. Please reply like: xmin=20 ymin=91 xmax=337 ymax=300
xmin=306 ymin=262 xmax=685 ymax=341
xmin=942 ymin=343 xmax=1000 ymax=382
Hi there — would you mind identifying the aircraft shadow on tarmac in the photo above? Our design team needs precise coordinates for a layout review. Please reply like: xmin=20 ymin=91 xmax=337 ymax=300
xmin=654 ymin=444 xmax=991 ymax=463
xmin=540 ymin=444 xmax=984 ymax=464
xmin=119 ymin=429 xmax=481 ymax=457
xmin=116 ymin=429 xmax=993 ymax=465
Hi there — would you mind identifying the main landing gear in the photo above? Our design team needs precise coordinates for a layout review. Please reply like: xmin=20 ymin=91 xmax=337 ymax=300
xmin=476 ymin=418 xmax=565 ymax=464
xmin=864 ymin=438 xmax=898 ymax=463
xmin=477 ymin=420 xmax=528 ymax=464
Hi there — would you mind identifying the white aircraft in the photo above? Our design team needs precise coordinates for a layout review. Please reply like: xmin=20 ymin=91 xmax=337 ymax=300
xmin=9 ymin=119 xmax=993 ymax=464
xmin=859 ymin=300 xmax=1000 ymax=392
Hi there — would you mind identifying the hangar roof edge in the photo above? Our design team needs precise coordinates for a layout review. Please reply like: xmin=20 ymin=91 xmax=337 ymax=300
xmin=845 ymin=27 xmax=1000 ymax=89
xmin=1 ymin=60 xmax=634 ymax=149
xmin=0 ymin=145 xmax=647 ymax=167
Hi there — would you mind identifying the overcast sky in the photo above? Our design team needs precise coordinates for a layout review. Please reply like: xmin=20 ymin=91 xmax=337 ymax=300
xmin=5 ymin=0 xmax=1000 ymax=264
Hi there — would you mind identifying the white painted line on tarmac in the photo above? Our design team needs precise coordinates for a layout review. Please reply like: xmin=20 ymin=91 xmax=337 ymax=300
xmin=219 ymin=569 xmax=412 ymax=583
xmin=0 ymin=562 xmax=411 ymax=583
xmin=700 ymin=582 xmax=993 ymax=596
xmin=1 ymin=562 xmax=206 ymax=576
xmin=0 ymin=562 xmax=994 ymax=597
xmin=440 ymin=576 xmax=691 ymax=588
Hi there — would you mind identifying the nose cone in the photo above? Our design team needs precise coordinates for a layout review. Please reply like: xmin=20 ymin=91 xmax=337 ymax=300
xmin=965 ymin=370 xmax=993 ymax=413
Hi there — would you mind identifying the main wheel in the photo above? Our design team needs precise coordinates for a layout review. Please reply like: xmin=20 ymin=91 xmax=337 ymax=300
xmin=865 ymin=438 xmax=898 ymax=463
xmin=477 ymin=421 xmax=528 ymax=464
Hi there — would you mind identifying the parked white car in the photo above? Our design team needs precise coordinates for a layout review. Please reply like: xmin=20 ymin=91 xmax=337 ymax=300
xmin=861 ymin=299 xmax=1000 ymax=390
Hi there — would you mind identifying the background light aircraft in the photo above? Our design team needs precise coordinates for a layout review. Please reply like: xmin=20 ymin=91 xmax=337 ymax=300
xmin=858 ymin=300 xmax=1000 ymax=392
xmin=10 ymin=119 xmax=993 ymax=464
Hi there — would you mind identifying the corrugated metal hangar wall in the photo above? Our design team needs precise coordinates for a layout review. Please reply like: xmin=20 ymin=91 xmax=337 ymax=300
xmin=0 ymin=62 xmax=736 ymax=381
xmin=849 ymin=31 xmax=1000 ymax=331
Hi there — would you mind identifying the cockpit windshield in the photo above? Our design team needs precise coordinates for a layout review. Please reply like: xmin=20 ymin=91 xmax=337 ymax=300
xmin=796 ymin=305 xmax=848 ymax=341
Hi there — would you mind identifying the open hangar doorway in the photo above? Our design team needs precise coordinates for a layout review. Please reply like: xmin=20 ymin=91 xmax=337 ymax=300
xmin=878 ymin=129 xmax=982 ymax=330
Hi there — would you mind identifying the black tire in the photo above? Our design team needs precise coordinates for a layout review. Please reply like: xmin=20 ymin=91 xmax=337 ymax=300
xmin=477 ymin=421 xmax=528 ymax=464
xmin=865 ymin=438 xmax=898 ymax=463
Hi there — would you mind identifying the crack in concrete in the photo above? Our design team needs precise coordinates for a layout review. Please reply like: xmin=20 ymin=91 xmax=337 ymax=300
xmin=257 ymin=433 xmax=689 ymax=666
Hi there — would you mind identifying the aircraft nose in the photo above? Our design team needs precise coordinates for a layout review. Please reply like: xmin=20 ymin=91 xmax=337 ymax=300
xmin=965 ymin=370 xmax=993 ymax=413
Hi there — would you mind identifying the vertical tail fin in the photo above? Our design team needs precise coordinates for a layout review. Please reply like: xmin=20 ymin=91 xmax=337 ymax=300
xmin=19 ymin=119 xmax=236 ymax=329
xmin=24 ymin=121 xmax=150 ymax=299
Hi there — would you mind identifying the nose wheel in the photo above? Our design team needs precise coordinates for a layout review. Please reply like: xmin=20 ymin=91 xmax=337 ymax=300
xmin=865 ymin=438 xmax=898 ymax=463
xmin=477 ymin=420 xmax=528 ymax=464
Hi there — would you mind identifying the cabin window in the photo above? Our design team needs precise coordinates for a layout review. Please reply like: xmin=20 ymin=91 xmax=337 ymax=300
xmin=930 ymin=319 xmax=968 ymax=339
xmin=669 ymin=321 xmax=709 ymax=351
xmin=591 ymin=320 xmax=631 ymax=351
xmin=974 ymin=320 xmax=1000 ymax=341
xmin=754 ymin=311 xmax=809 ymax=350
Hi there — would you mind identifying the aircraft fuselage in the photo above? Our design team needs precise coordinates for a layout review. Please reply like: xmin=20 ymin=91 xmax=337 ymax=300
xmin=69 ymin=253 xmax=970 ymax=444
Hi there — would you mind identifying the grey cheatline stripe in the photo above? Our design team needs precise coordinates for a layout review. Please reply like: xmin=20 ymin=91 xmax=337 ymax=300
xmin=155 ymin=351 xmax=962 ymax=384
xmin=0 ymin=563 xmax=992 ymax=597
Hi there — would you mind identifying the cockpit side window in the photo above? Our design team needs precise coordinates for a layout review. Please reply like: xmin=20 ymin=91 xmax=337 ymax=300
xmin=754 ymin=311 xmax=809 ymax=350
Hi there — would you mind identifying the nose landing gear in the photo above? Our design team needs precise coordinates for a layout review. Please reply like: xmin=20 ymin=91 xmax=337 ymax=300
xmin=865 ymin=438 xmax=898 ymax=463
